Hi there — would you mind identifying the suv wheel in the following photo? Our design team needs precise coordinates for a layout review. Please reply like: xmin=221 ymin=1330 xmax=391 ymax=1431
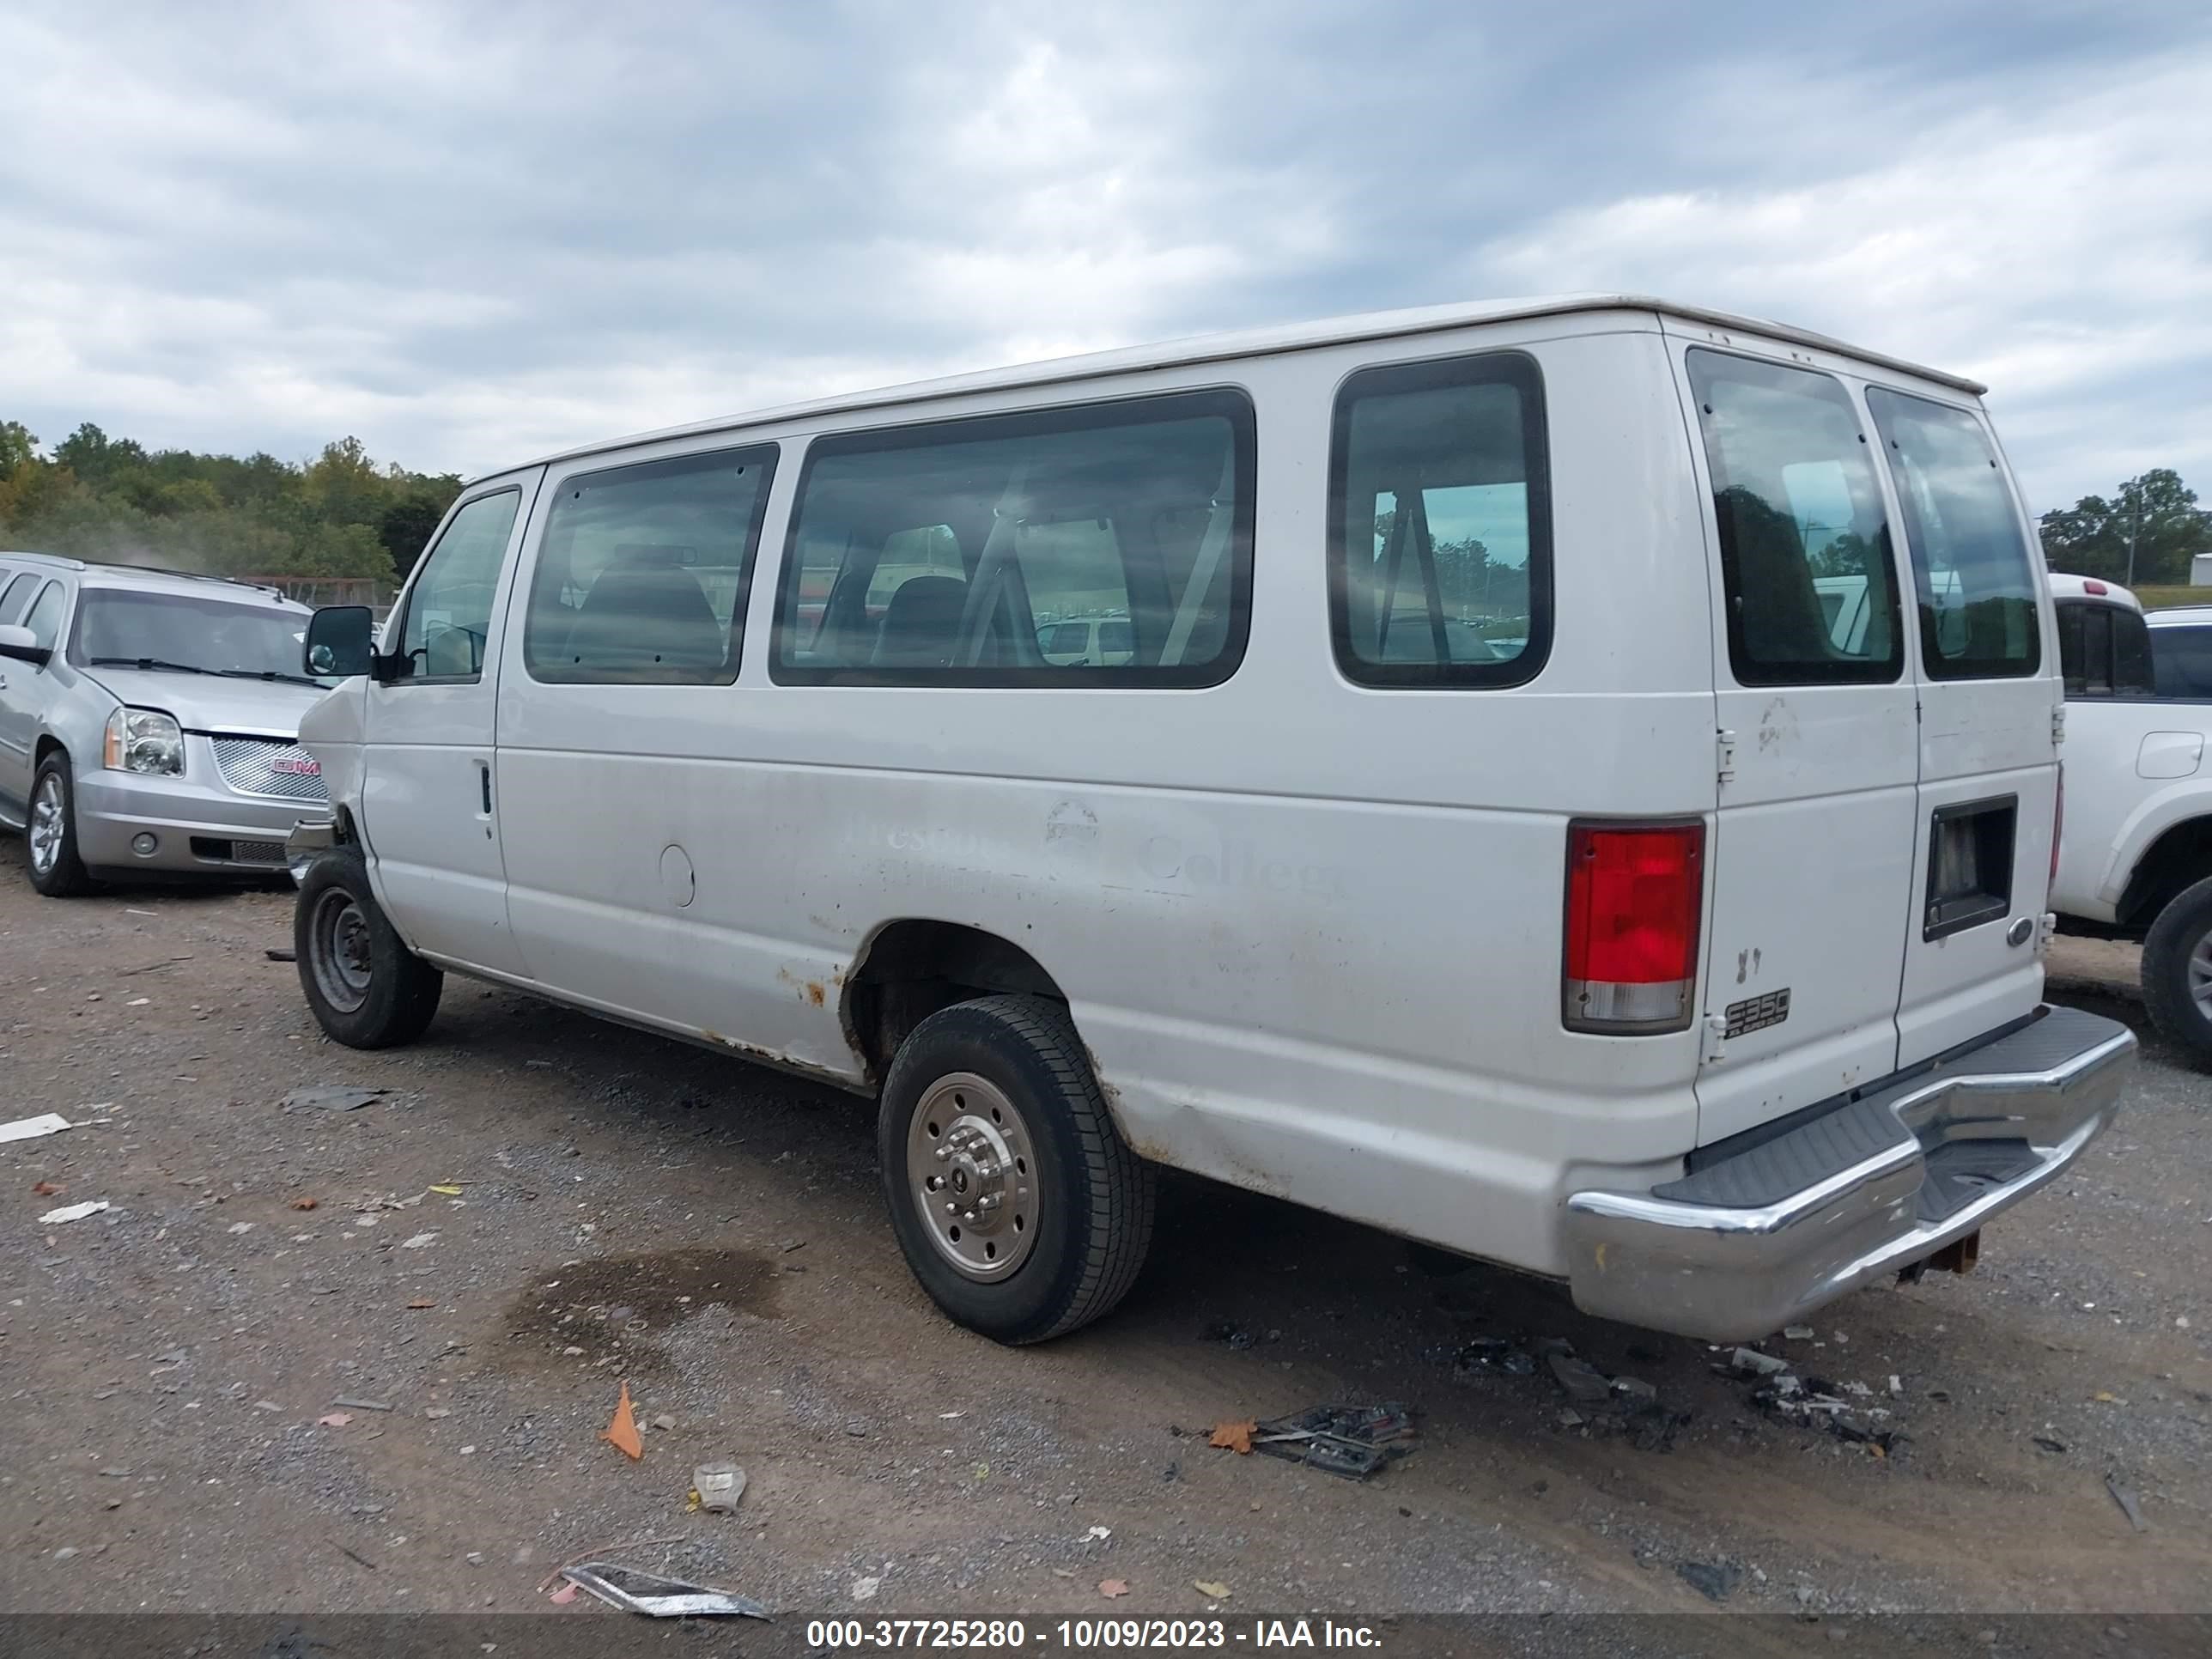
xmin=878 ymin=995 xmax=1157 ymax=1344
xmin=26 ymin=753 xmax=97 ymax=897
xmin=295 ymin=848 xmax=444 ymax=1048
xmin=2140 ymin=872 xmax=2212 ymax=1066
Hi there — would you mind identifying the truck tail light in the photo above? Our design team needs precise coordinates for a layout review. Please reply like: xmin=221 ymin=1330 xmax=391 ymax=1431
xmin=1563 ymin=820 xmax=1705 ymax=1034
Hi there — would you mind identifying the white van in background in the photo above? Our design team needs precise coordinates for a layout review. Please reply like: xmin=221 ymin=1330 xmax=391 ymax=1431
xmin=283 ymin=296 xmax=2133 ymax=1346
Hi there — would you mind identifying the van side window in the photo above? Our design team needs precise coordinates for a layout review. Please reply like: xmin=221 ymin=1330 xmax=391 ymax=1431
xmin=1688 ymin=350 xmax=1902 ymax=687
xmin=2152 ymin=623 xmax=2212 ymax=699
xmin=1865 ymin=387 xmax=2041 ymax=680
xmin=2056 ymin=599 xmax=2154 ymax=699
xmin=771 ymin=390 xmax=1254 ymax=687
xmin=524 ymin=446 xmax=776 ymax=685
xmin=0 ymin=571 xmax=38 ymax=624
xmin=1328 ymin=352 xmax=1550 ymax=687
xmin=394 ymin=490 xmax=521 ymax=683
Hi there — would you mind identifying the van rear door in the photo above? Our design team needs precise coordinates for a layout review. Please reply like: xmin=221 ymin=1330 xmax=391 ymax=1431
xmin=1864 ymin=387 xmax=2057 ymax=1065
xmin=1674 ymin=344 xmax=1921 ymax=1144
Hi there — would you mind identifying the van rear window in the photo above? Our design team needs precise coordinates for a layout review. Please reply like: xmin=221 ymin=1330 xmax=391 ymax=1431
xmin=771 ymin=390 xmax=1253 ymax=687
xmin=1327 ymin=352 xmax=1549 ymax=688
xmin=1864 ymin=387 xmax=2041 ymax=680
xmin=1688 ymin=350 xmax=1903 ymax=687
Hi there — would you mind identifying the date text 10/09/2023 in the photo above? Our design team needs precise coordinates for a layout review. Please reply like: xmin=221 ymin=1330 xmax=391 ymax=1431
xmin=804 ymin=1619 xmax=1384 ymax=1650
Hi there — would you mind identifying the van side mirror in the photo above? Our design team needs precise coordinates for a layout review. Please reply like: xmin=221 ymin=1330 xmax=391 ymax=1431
xmin=305 ymin=605 xmax=378 ymax=679
xmin=0 ymin=623 xmax=50 ymax=666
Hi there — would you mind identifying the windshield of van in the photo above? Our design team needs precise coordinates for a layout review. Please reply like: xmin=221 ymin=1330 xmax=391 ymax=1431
xmin=73 ymin=589 xmax=328 ymax=685
xmin=1687 ymin=350 xmax=1902 ymax=686
xmin=1864 ymin=387 xmax=2040 ymax=680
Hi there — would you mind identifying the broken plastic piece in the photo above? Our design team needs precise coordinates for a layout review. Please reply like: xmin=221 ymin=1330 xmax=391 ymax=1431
xmin=1250 ymin=1401 xmax=1417 ymax=1480
xmin=1207 ymin=1419 xmax=1255 ymax=1455
xmin=1730 ymin=1347 xmax=1789 ymax=1377
xmin=1547 ymin=1352 xmax=1613 ymax=1404
xmin=283 ymin=1085 xmax=389 ymax=1112
xmin=603 ymin=1381 xmax=643 ymax=1460
xmin=1677 ymin=1560 xmax=1741 ymax=1602
xmin=40 ymin=1200 xmax=109 ymax=1224
xmin=559 ymin=1562 xmax=769 ymax=1620
xmin=2106 ymin=1474 xmax=2147 ymax=1533
xmin=0 ymin=1113 xmax=73 ymax=1144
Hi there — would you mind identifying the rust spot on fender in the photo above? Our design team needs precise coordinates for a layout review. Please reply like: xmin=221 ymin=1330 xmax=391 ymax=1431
xmin=804 ymin=981 xmax=826 ymax=1007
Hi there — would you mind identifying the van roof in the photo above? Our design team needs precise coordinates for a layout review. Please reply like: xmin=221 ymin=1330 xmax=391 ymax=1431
xmin=521 ymin=294 xmax=1986 ymax=473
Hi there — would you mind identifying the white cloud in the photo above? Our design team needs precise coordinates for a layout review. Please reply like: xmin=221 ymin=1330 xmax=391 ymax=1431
xmin=1475 ymin=58 xmax=2212 ymax=508
xmin=1 ymin=0 xmax=2207 ymax=516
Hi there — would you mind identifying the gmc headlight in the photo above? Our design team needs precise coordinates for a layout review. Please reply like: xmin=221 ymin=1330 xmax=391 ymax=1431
xmin=104 ymin=707 xmax=185 ymax=776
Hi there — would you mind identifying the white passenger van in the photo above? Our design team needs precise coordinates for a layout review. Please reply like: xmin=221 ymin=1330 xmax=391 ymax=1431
xmin=287 ymin=296 xmax=2135 ymax=1346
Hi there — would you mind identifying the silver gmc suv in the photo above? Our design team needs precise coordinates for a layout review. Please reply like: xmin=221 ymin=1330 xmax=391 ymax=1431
xmin=0 ymin=552 xmax=334 ymax=896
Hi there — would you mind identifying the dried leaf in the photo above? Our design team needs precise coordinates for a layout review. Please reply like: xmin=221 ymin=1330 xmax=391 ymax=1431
xmin=290 ymin=1198 xmax=319 ymax=1212
xmin=317 ymin=1413 xmax=353 ymax=1428
xmin=32 ymin=1182 xmax=61 ymax=1197
xmin=1194 ymin=1579 xmax=1232 ymax=1600
xmin=406 ymin=1298 xmax=435 ymax=1310
xmin=602 ymin=1380 xmax=644 ymax=1460
xmin=1099 ymin=1578 xmax=1130 ymax=1599
xmin=1208 ymin=1419 xmax=1256 ymax=1455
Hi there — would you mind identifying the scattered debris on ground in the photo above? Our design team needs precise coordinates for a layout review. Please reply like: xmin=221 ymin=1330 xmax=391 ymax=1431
xmin=558 ymin=1562 xmax=770 ymax=1620
xmin=1677 ymin=1559 xmax=1741 ymax=1602
xmin=692 ymin=1462 xmax=746 ymax=1513
xmin=264 ymin=947 xmax=296 ymax=963
xmin=2 ymin=1112 xmax=73 ymax=1143
xmin=282 ymin=1085 xmax=391 ymax=1112
xmin=1243 ymin=1401 xmax=1417 ymax=1479
xmin=40 ymin=1199 xmax=109 ymax=1224
xmin=1194 ymin=1579 xmax=1232 ymax=1600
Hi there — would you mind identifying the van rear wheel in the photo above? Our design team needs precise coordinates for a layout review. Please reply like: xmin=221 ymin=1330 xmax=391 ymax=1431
xmin=2140 ymin=874 xmax=2212 ymax=1067
xmin=878 ymin=995 xmax=1156 ymax=1344
xmin=295 ymin=849 xmax=444 ymax=1049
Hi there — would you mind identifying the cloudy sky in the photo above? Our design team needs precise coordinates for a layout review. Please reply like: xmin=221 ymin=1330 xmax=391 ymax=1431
xmin=4 ymin=0 xmax=2207 ymax=513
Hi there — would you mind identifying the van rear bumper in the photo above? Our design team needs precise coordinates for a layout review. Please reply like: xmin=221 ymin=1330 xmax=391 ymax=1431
xmin=1562 ymin=1006 xmax=2135 ymax=1342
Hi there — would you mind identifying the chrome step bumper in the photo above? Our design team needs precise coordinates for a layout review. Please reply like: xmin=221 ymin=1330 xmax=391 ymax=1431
xmin=1564 ymin=1006 xmax=2136 ymax=1342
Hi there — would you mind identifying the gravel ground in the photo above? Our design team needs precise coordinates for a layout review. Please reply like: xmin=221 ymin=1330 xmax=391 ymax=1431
xmin=0 ymin=849 xmax=2205 ymax=1630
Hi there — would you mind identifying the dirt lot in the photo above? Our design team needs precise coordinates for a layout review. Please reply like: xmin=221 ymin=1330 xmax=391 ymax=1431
xmin=1 ymin=842 xmax=2207 ymax=1632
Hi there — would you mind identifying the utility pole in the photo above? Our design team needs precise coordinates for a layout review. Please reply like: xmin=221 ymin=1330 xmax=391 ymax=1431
xmin=2125 ymin=476 xmax=2142 ymax=588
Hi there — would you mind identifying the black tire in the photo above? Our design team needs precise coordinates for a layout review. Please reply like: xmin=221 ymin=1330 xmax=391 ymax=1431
xmin=2141 ymin=873 xmax=2212 ymax=1066
xmin=878 ymin=994 xmax=1157 ymax=1344
xmin=293 ymin=848 xmax=443 ymax=1048
xmin=25 ymin=752 xmax=97 ymax=897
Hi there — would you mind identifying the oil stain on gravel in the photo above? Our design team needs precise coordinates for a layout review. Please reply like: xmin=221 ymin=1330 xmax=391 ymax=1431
xmin=501 ymin=1247 xmax=780 ymax=1373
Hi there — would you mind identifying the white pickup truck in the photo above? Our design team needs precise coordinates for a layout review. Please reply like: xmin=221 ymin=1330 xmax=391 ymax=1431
xmin=2049 ymin=574 xmax=2212 ymax=1060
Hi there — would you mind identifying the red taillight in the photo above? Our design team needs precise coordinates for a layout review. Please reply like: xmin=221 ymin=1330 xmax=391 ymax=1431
xmin=2082 ymin=580 xmax=2108 ymax=595
xmin=2051 ymin=764 xmax=2064 ymax=885
xmin=1564 ymin=821 xmax=1705 ymax=1033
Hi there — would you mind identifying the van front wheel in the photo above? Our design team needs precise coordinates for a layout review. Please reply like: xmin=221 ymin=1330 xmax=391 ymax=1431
xmin=294 ymin=850 xmax=443 ymax=1049
xmin=2141 ymin=874 xmax=2212 ymax=1067
xmin=878 ymin=995 xmax=1156 ymax=1344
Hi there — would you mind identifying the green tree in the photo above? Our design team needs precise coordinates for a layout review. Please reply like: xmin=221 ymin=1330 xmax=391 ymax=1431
xmin=0 ymin=420 xmax=36 ymax=481
xmin=2039 ymin=470 xmax=2212 ymax=586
